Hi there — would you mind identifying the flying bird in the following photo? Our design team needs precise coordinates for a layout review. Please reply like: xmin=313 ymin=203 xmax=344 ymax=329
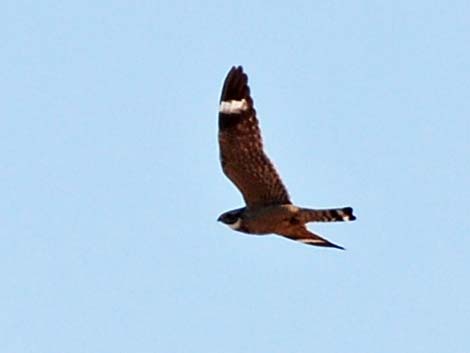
xmin=217 ymin=66 xmax=356 ymax=249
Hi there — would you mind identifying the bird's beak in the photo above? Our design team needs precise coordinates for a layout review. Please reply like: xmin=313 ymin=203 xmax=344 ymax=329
xmin=217 ymin=215 xmax=223 ymax=222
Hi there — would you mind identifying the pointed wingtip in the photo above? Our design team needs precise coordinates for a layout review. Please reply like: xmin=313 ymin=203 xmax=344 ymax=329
xmin=312 ymin=238 xmax=345 ymax=250
xmin=298 ymin=238 xmax=345 ymax=250
xmin=328 ymin=243 xmax=345 ymax=251
xmin=227 ymin=65 xmax=244 ymax=76
xmin=220 ymin=66 xmax=250 ymax=103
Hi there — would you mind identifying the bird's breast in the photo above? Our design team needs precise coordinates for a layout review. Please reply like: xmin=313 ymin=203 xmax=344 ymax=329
xmin=242 ymin=204 xmax=299 ymax=234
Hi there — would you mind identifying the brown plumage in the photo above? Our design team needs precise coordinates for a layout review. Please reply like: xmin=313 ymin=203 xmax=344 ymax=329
xmin=217 ymin=66 xmax=356 ymax=250
xmin=219 ymin=67 xmax=291 ymax=208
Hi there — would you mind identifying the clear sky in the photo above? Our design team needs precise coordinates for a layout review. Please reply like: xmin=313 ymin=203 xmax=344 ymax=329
xmin=2 ymin=1 xmax=469 ymax=352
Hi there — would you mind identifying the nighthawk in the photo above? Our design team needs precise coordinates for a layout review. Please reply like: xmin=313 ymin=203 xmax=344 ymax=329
xmin=217 ymin=66 xmax=356 ymax=249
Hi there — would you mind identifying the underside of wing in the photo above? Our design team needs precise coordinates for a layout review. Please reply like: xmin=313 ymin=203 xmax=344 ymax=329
xmin=218 ymin=66 xmax=291 ymax=208
xmin=278 ymin=226 xmax=344 ymax=250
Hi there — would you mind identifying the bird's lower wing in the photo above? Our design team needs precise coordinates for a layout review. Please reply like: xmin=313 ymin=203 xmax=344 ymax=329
xmin=278 ymin=226 xmax=344 ymax=250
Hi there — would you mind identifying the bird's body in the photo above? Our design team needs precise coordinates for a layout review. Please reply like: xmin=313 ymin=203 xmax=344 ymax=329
xmin=217 ymin=66 xmax=356 ymax=249
xmin=223 ymin=205 xmax=300 ymax=235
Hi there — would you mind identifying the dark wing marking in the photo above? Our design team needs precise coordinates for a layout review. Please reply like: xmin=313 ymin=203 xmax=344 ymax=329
xmin=218 ymin=66 xmax=291 ymax=208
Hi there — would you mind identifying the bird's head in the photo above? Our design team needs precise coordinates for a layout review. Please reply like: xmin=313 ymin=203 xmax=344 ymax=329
xmin=217 ymin=208 xmax=245 ymax=230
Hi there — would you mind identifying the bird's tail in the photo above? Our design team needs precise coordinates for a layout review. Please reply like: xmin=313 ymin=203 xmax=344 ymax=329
xmin=298 ymin=207 xmax=356 ymax=223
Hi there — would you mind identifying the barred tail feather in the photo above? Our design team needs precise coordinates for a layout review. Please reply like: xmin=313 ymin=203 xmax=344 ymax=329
xmin=299 ymin=207 xmax=356 ymax=223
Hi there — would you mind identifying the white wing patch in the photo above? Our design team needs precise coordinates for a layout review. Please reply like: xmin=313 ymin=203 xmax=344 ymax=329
xmin=219 ymin=99 xmax=248 ymax=114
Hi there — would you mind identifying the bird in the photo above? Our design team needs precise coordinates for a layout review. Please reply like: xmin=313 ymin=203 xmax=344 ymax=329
xmin=217 ymin=66 xmax=356 ymax=250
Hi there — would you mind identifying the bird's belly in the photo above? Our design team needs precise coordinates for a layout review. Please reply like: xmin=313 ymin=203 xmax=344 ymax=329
xmin=243 ymin=205 xmax=298 ymax=234
xmin=242 ymin=219 xmax=276 ymax=234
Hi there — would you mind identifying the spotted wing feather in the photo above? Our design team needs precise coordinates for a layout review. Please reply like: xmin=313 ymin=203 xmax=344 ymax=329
xmin=218 ymin=66 xmax=291 ymax=208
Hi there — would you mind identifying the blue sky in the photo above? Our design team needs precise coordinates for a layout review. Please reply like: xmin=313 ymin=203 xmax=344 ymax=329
xmin=1 ymin=1 xmax=469 ymax=352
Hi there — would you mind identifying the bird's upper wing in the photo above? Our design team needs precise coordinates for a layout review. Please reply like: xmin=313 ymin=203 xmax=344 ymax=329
xmin=218 ymin=66 xmax=291 ymax=208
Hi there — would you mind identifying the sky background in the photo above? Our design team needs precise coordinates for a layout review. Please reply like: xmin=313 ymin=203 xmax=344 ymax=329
xmin=1 ymin=1 xmax=469 ymax=352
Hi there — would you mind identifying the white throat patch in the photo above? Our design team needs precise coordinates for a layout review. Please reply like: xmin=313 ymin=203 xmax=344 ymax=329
xmin=228 ymin=218 xmax=242 ymax=230
xmin=219 ymin=99 xmax=248 ymax=114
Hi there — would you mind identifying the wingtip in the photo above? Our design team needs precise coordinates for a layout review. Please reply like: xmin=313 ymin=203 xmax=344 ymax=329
xmin=220 ymin=66 xmax=250 ymax=103
xmin=312 ymin=242 xmax=345 ymax=251
xmin=328 ymin=242 xmax=345 ymax=251
xmin=226 ymin=65 xmax=244 ymax=78
xmin=230 ymin=65 xmax=243 ymax=71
